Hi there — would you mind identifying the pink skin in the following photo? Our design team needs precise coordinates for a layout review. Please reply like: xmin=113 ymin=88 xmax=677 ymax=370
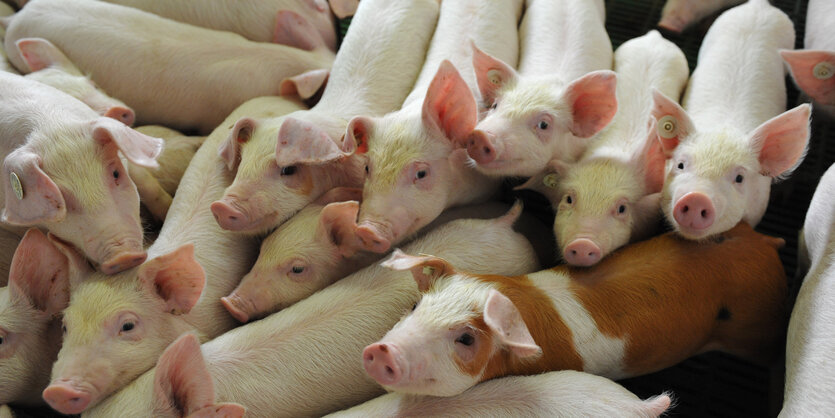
xmin=672 ymin=192 xmax=715 ymax=234
xmin=563 ymin=238 xmax=601 ymax=267
xmin=363 ymin=342 xmax=405 ymax=386
xmin=658 ymin=0 xmax=745 ymax=33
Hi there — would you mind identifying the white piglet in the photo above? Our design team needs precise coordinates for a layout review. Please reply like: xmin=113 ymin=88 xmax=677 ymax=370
xmin=549 ymin=30 xmax=688 ymax=266
xmin=658 ymin=0 xmax=745 ymax=33
xmin=0 ymin=71 xmax=162 ymax=274
xmin=781 ymin=0 xmax=835 ymax=115
xmin=465 ymin=0 xmax=616 ymax=177
xmin=328 ymin=371 xmax=671 ymax=418
xmin=651 ymin=0 xmax=810 ymax=240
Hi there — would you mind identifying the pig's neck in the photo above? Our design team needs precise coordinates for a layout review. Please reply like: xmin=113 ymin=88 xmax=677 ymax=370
xmin=446 ymin=150 xmax=501 ymax=207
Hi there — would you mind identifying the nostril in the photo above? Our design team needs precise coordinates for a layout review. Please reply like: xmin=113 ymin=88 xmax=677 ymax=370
xmin=379 ymin=345 xmax=388 ymax=353
xmin=228 ymin=215 xmax=237 ymax=221
xmin=365 ymin=353 xmax=373 ymax=361
xmin=483 ymin=146 xmax=491 ymax=154
xmin=682 ymin=205 xmax=689 ymax=213
xmin=570 ymin=250 xmax=577 ymax=256
xmin=385 ymin=366 xmax=393 ymax=375
xmin=701 ymin=209 xmax=708 ymax=218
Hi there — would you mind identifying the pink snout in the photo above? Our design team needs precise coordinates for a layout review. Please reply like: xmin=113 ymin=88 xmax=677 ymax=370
xmin=466 ymin=130 xmax=497 ymax=165
xmin=220 ymin=294 xmax=254 ymax=323
xmin=100 ymin=250 xmax=147 ymax=275
xmin=43 ymin=381 xmax=93 ymax=415
xmin=363 ymin=343 xmax=404 ymax=387
xmin=211 ymin=200 xmax=250 ymax=231
xmin=563 ymin=238 xmax=602 ymax=267
xmin=673 ymin=192 xmax=715 ymax=233
xmin=103 ymin=106 xmax=136 ymax=127
xmin=355 ymin=223 xmax=392 ymax=253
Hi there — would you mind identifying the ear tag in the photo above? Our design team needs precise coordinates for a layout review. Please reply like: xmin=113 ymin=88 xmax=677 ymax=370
xmin=543 ymin=173 xmax=559 ymax=189
xmin=657 ymin=115 xmax=678 ymax=139
xmin=10 ymin=172 xmax=23 ymax=200
xmin=487 ymin=69 xmax=502 ymax=85
xmin=422 ymin=266 xmax=435 ymax=276
xmin=813 ymin=62 xmax=834 ymax=80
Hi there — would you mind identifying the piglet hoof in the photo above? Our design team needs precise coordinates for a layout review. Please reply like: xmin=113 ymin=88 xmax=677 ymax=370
xmin=100 ymin=251 xmax=147 ymax=274
xmin=563 ymin=239 xmax=602 ymax=267
xmin=43 ymin=383 xmax=93 ymax=415
xmin=363 ymin=343 xmax=404 ymax=386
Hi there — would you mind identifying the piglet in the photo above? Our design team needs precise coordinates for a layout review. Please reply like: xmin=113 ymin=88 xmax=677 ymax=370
xmin=152 ymin=334 xmax=245 ymax=418
xmin=782 ymin=163 xmax=835 ymax=415
xmin=548 ymin=30 xmax=688 ymax=266
xmin=366 ymin=222 xmax=787 ymax=397
xmin=465 ymin=0 xmax=616 ymax=177
xmin=0 ymin=229 xmax=75 ymax=406
xmin=0 ymin=71 xmax=162 ymax=274
xmin=328 ymin=371 xmax=671 ymax=418
xmin=651 ymin=0 xmax=809 ymax=240
xmin=15 ymin=38 xmax=135 ymax=126
xmin=84 ymin=208 xmax=540 ymax=417
xmin=781 ymin=0 xmax=835 ymax=116
xmin=4 ymin=0 xmax=334 ymax=134
xmin=0 ymin=2 xmax=18 ymax=75
xmin=658 ymin=0 xmax=744 ymax=33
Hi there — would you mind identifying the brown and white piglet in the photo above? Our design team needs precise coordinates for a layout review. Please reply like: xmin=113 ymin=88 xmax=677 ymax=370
xmin=365 ymin=222 xmax=787 ymax=397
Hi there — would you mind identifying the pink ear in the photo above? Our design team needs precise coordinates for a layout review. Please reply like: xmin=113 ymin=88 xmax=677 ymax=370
xmin=345 ymin=116 xmax=373 ymax=155
xmin=315 ymin=186 xmax=363 ymax=205
xmin=16 ymin=37 xmax=75 ymax=72
xmin=380 ymin=249 xmax=456 ymax=292
xmin=273 ymin=10 xmax=326 ymax=51
xmin=483 ymin=289 xmax=541 ymax=358
xmin=218 ymin=117 xmax=257 ymax=172
xmin=781 ymin=49 xmax=835 ymax=105
xmin=92 ymin=117 xmax=163 ymax=168
xmin=564 ymin=70 xmax=618 ymax=138
xmin=422 ymin=60 xmax=478 ymax=144
xmin=649 ymin=89 xmax=694 ymax=155
xmin=471 ymin=41 xmax=517 ymax=106
xmin=1 ymin=149 xmax=66 ymax=225
xmin=319 ymin=200 xmax=361 ymax=257
xmin=635 ymin=117 xmax=668 ymax=194
xmin=329 ymin=0 xmax=360 ymax=18
xmin=138 ymin=244 xmax=205 ymax=315
xmin=154 ymin=333 xmax=215 ymax=417
xmin=186 ymin=404 xmax=247 ymax=418
xmin=8 ymin=228 xmax=70 ymax=315
xmin=750 ymin=103 xmax=811 ymax=178
xmin=279 ymin=69 xmax=330 ymax=100
xmin=46 ymin=232 xmax=94 ymax=289
xmin=276 ymin=116 xmax=351 ymax=166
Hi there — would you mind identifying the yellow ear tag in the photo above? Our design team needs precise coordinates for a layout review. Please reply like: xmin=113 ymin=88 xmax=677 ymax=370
xmin=658 ymin=115 xmax=678 ymax=139
xmin=487 ymin=69 xmax=502 ymax=85
xmin=543 ymin=173 xmax=559 ymax=189
xmin=422 ymin=266 xmax=435 ymax=276
xmin=10 ymin=172 xmax=23 ymax=200
xmin=813 ymin=62 xmax=834 ymax=80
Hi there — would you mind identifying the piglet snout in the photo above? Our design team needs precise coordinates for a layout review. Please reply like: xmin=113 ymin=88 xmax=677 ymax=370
xmin=363 ymin=343 xmax=404 ymax=386
xmin=220 ymin=294 xmax=254 ymax=323
xmin=673 ymin=192 xmax=715 ymax=232
xmin=211 ymin=199 xmax=250 ymax=231
xmin=563 ymin=238 xmax=602 ymax=266
xmin=103 ymin=106 xmax=136 ymax=127
xmin=43 ymin=381 xmax=93 ymax=415
xmin=355 ymin=222 xmax=392 ymax=253
xmin=466 ymin=129 xmax=497 ymax=165
xmin=100 ymin=250 xmax=147 ymax=275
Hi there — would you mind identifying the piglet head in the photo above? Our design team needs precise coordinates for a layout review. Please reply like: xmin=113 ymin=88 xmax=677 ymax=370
xmin=366 ymin=252 xmax=540 ymax=396
xmin=44 ymin=244 xmax=204 ymax=414
xmin=0 ymin=229 xmax=73 ymax=406
xmin=468 ymin=66 xmax=617 ymax=177
xmin=222 ymin=189 xmax=364 ymax=322
xmin=153 ymin=333 xmax=246 ymax=418
xmin=781 ymin=49 xmax=835 ymax=106
xmin=17 ymin=38 xmax=135 ymax=126
xmin=350 ymin=61 xmax=478 ymax=253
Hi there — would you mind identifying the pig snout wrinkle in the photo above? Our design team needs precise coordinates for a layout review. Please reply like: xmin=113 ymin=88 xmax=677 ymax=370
xmin=466 ymin=130 xmax=497 ymax=165
xmin=563 ymin=238 xmax=602 ymax=266
xmin=673 ymin=192 xmax=715 ymax=232
xmin=363 ymin=343 xmax=404 ymax=386
xmin=43 ymin=381 xmax=94 ymax=415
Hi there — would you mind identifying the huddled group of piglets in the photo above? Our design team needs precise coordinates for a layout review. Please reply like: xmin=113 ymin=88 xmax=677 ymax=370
xmin=0 ymin=0 xmax=831 ymax=416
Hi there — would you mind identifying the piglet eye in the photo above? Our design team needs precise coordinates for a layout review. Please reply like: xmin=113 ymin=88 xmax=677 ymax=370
xmin=677 ymin=162 xmax=685 ymax=170
xmin=565 ymin=195 xmax=573 ymax=205
xmin=415 ymin=170 xmax=427 ymax=180
xmin=538 ymin=120 xmax=549 ymax=130
xmin=291 ymin=266 xmax=305 ymax=274
xmin=455 ymin=332 xmax=475 ymax=346
xmin=490 ymin=101 xmax=498 ymax=110
xmin=0 ymin=336 xmax=4 ymax=345
xmin=411 ymin=302 xmax=417 ymax=312
xmin=121 ymin=322 xmax=135 ymax=332
xmin=281 ymin=166 xmax=297 ymax=176
xmin=618 ymin=205 xmax=626 ymax=214
xmin=735 ymin=174 xmax=744 ymax=184
xmin=62 ymin=324 xmax=67 ymax=334
xmin=112 ymin=170 xmax=120 ymax=179
xmin=365 ymin=165 xmax=369 ymax=174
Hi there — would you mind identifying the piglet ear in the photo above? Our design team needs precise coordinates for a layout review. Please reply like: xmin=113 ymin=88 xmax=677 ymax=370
xmin=422 ymin=60 xmax=478 ymax=144
xmin=46 ymin=232 xmax=95 ymax=290
xmin=273 ymin=10 xmax=326 ymax=51
xmin=8 ymin=228 xmax=71 ymax=316
xmin=329 ymin=0 xmax=360 ymax=18
xmin=218 ymin=117 xmax=257 ymax=172
xmin=781 ymin=49 xmax=835 ymax=105
xmin=318 ymin=200 xmax=362 ymax=258
xmin=280 ymin=68 xmax=329 ymax=100
xmin=93 ymin=117 xmax=163 ymax=168
xmin=138 ymin=244 xmax=205 ymax=315
xmin=483 ymin=289 xmax=542 ymax=358
xmin=471 ymin=41 xmax=517 ymax=107
xmin=16 ymin=38 xmax=79 ymax=73
xmin=154 ymin=333 xmax=219 ymax=417
xmin=514 ymin=159 xmax=568 ymax=194
xmin=650 ymin=89 xmax=694 ymax=156
xmin=276 ymin=117 xmax=351 ymax=166
xmin=1 ymin=149 xmax=66 ymax=225
xmin=381 ymin=249 xmax=456 ymax=292
xmin=634 ymin=117 xmax=668 ymax=194
xmin=345 ymin=116 xmax=374 ymax=155
xmin=563 ymin=70 xmax=617 ymax=138
xmin=749 ymin=103 xmax=811 ymax=179
xmin=314 ymin=186 xmax=363 ymax=205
